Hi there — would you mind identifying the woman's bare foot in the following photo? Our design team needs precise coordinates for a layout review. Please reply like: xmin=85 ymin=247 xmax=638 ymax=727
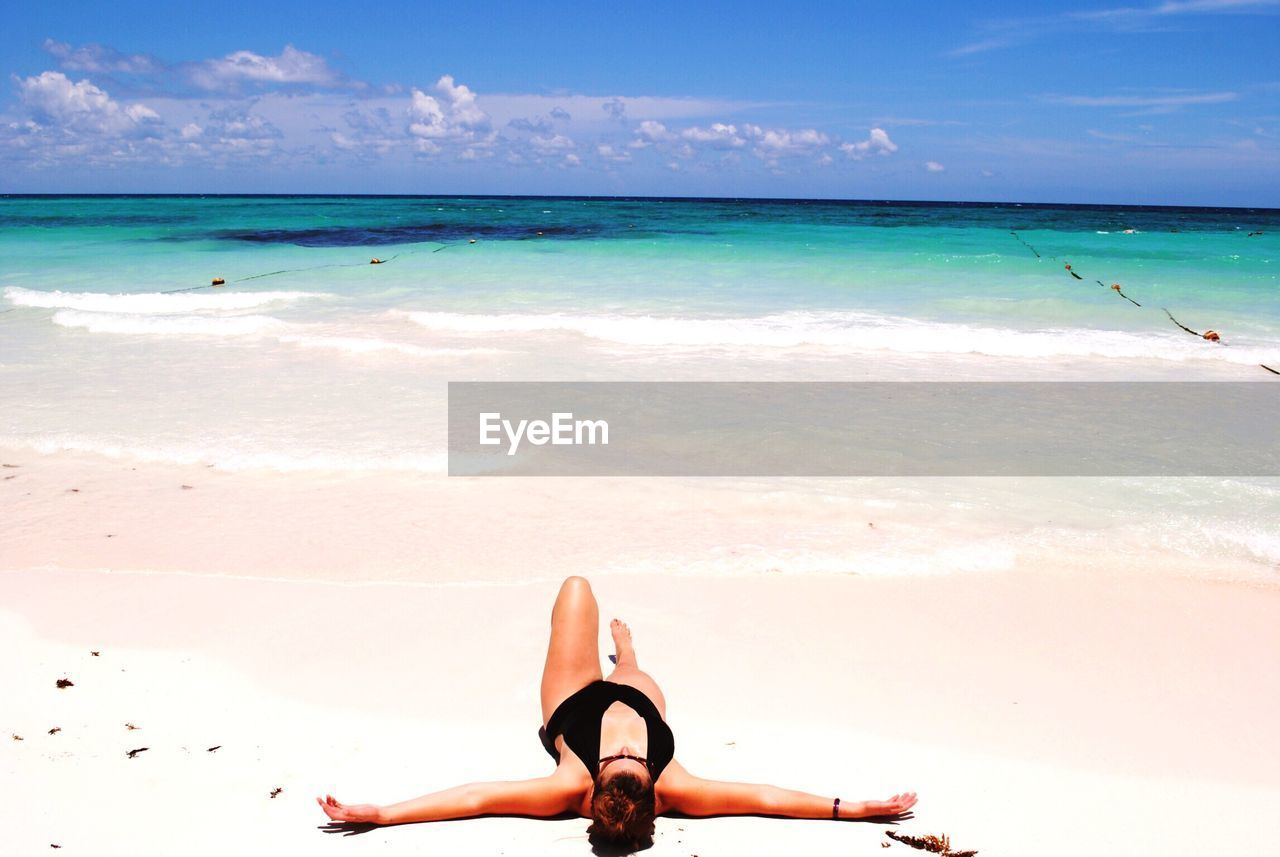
xmin=610 ymin=618 xmax=637 ymax=667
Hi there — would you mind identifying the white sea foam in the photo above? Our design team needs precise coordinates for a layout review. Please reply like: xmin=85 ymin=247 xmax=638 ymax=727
xmin=52 ymin=309 xmax=286 ymax=337
xmin=5 ymin=286 xmax=323 ymax=314
xmin=276 ymin=334 xmax=487 ymax=357
xmin=44 ymin=304 xmax=482 ymax=356
xmin=623 ymin=538 xmax=1020 ymax=578
xmin=1 ymin=434 xmax=448 ymax=474
xmin=404 ymin=309 xmax=1278 ymax=366
xmin=1179 ymin=523 xmax=1280 ymax=567
xmin=276 ymin=334 xmax=431 ymax=356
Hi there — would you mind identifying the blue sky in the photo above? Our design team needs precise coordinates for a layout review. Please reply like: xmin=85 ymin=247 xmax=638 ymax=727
xmin=2 ymin=0 xmax=1277 ymax=204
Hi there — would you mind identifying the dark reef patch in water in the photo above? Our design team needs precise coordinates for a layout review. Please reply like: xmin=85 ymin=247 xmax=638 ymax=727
xmin=211 ymin=222 xmax=686 ymax=247
xmin=0 ymin=214 xmax=199 ymax=227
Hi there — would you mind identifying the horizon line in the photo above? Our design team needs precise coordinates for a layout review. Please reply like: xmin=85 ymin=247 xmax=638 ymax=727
xmin=2 ymin=193 xmax=1277 ymax=213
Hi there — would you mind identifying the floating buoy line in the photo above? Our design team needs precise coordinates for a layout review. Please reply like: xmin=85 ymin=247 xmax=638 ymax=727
xmin=156 ymin=241 xmax=473 ymax=294
xmin=1010 ymin=229 xmax=1277 ymax=377
xmin=157 ymin=235 xmax=489 ymax=294
xmin=1009 ymin=230 xmax=1041 ymax=258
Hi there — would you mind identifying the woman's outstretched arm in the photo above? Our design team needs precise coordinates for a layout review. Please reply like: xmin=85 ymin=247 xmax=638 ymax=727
xmin=658 ymin=762 xmax=916 ymax=820
xmin=317 ymin=775 xmax=580 ymax=825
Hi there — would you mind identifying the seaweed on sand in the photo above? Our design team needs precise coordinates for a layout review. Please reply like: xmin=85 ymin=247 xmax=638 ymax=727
xmin=885 ymin=830 xmax=978 ymax=857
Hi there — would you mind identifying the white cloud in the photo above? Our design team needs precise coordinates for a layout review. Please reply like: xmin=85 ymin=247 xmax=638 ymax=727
xmin=172 ymin=106 xmax=285 ymax=162
xmin=126 ymin=104 xmax=160 ymax=122
xmin=748 ymin=125 xmax=831 ymax=156
xmin=1074 ymin=0 xmax=1280 ymax=22
xmin=0 ymin=69 xmax=920 ymax=177
xmin=192 ymin=45 xmax=342 ymax=90
xmin=1086 ymin=128 xmax=1142 ymax=143
xmin=873 ymin=116 xmax=966 ymax=128
xmin=951 ymin=1 xmax=1280 ymax=56
xmin=329 ymin=131 xmax=357 ymax=150
xmin=201 ymin=108 xmax=282 ymax=141
xmin=17 ymin=71 xmax=161 ymax=137
xmin=1044 ymin=91 xmax=1238 ymax=108
xmin=633 ymin=120 xmax=673 ymax=146
xmin=508 ymin=116 xmax=552 ymax=133
xmin=433 ymin=75 xmax=488 ymax=129
xmin=839 ymin=127 xmax=898 ymax=159
xmin=42 ymin=39 xmax=161 ymax=74
xmin=4 ymin=71 xmax=173 ymax=168
xmin=680 ymin=122 xmax=746 ymax=149
xmin=530 ymin=133 xmax=575 ymax=153
xmin=602 ymin=97 xmax=626 ymax=121
xmin=924 ymin=161 xmax=945 ymax=172
xmin=408 ymin=89 xmax=447 ymax=137
xmin=948 ymin=38 xmax=1012 ymax=57
xmin=329 ymin=105 xmax=399 ymax=157
xmin=479 ymin=94 xmax=749 ymax=130
xmin=624 ymin=118 xmax=898 ymax=165
xmin=596 ymin=144 xmax=631 ymax=162
xmin=408 ymin=75 xmax=492 ymax=151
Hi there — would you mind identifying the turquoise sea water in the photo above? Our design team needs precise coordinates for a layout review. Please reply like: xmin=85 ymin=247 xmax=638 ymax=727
xmin=3 ymin=196 xmax=1278 ymax=330
xmin=2 ymin=195 xmax=1278 ymax=577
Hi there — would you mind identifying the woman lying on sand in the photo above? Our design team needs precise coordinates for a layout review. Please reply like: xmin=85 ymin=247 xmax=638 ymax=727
xmin=317 ymin=576 xmax=917 ymax=851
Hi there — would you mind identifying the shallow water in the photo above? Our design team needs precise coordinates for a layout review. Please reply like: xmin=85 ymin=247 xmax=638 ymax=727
xmin=2 ymin=195 xmax=1277 ymax=579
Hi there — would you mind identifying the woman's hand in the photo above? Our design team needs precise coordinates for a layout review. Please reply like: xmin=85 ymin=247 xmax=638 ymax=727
xmin=856 ymin=792 xmax=918 ymax=817
xmin=316 ymin=794 xmax=383 ymax=824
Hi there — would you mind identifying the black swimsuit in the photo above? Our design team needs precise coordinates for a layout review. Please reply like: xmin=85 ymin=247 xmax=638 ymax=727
xmin=540 ymin=680 xmax=675 ymax=780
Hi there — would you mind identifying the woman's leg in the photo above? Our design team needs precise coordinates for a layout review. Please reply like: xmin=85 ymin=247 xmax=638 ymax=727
xmin=540 ymin=576 xmax=604 ymax=725
xmin=604 ymin=619 xmax=668 ymax=717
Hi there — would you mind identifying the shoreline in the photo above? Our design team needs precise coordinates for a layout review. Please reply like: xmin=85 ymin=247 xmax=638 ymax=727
xmin=4 ymin=446 xmax=1276 ymax=587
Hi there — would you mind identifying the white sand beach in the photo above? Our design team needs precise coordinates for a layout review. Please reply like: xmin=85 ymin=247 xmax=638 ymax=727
xmin=4 ymin=450 xmax=1279 ymax=856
